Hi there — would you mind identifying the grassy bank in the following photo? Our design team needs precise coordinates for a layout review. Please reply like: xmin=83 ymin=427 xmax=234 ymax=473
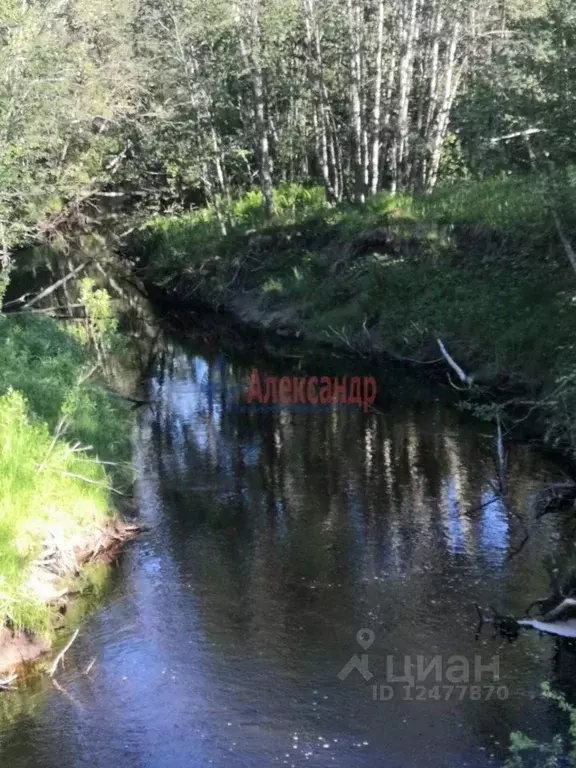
xmin=127 ymin=173 xmax=576 ymax=451
xmin=0 ymin=311 xmax=133 ymax=640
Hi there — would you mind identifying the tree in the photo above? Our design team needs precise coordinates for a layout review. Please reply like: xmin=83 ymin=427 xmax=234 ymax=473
xmin=0 ymin=0 xmax=565 ymax=239
xmin=0 ymin=0 xmax=139 ymax=262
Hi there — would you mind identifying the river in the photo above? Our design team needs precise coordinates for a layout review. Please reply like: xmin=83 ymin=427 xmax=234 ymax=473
xmin=0 ymin=321 xmax=574 ymax=767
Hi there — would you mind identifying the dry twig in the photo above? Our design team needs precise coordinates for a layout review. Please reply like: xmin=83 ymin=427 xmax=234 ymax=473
xmin=49 ymin=629 xmax=79 ymax=677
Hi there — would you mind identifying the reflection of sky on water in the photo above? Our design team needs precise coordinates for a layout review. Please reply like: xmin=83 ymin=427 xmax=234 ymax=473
xmin=0 ymin=339 xmax=567 ymax=768
xmin=347 ymin=490 xmax=368 ymax=552
xmin=443 ymin=476 xmax=468 ymax=555
xmin=152 ymin=354 xmax=264 ymax=485
xmin=274 ymin=497 xmax=288 ymax=541
xmin=479 ymin=489 xmax=510 ymax=565
xmin=198 ymin=355 xmax=246 ymax=417
xmin=442 ymin=478 xmax=510 ymax=565
xmin=155 ymin=354 xmax=521 ymax=574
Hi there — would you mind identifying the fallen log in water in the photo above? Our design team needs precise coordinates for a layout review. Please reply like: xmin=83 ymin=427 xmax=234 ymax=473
xmin=476 ymin=592 xmax=576 ymax=642
xmin=517 ymin=618 xmax=576 ymax=639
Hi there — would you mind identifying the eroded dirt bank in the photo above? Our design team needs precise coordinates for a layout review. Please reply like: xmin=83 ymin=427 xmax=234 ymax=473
xmin=0 ymin=520 xmax=141 ymax=679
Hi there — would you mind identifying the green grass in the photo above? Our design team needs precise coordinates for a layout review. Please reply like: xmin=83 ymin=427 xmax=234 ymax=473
xmin=128 ymin=171 xmax=576 ymax=451
xmin=416 ymin=169 xmax=576 ymax=229
xmin=0 ymin=313 xmax=87 ymax=428
xmin=0 ymin=313 xmax=132 ymax=484
xmin=131 ymin=171 xmax=576 ymax=286
xmin=0 ymin=313 xmax=132 ymax=636
xmin=0 ymin=389 xmax=111 ymax=635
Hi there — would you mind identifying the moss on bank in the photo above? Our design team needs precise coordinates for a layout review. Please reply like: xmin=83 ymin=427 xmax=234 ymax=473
xmin=0 ymin=313 xmax=133 ymax=638
xmin=128 ymin=174 xmax=576 ymax=451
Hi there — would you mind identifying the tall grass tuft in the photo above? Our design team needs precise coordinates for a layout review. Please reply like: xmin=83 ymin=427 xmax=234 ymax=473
xmin=0 ymin=389 xmax=111 ymax=635
xmin=0 ymin=307 xmax=132 ymax=636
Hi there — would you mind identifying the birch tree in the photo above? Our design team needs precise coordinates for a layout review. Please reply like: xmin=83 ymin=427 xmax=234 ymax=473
xmin=0 ymin=0 xmax=555 ymax=242
xmin=347 ymin=0 xmax=365 ymax=202
xmin=370 ymin=0 xmax=385 ymax=195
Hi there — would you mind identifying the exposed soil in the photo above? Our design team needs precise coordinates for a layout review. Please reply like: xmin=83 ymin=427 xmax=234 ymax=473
xmin=0 ymin=630 xmax=49 ymax=676
xmin=0 ymin=519 xmax=141 ymax=679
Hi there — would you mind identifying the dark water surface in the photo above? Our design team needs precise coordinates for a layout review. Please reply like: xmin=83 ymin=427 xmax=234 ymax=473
xmin=1 ymin=330 xmax=575 ymax=768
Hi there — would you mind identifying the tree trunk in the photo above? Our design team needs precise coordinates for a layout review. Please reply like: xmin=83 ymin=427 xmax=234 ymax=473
xmin=427 ymin=20 xmax=462 ymax=191
xmin=370 ymin=0 xmax=385 ymax=195
xmin=394 ymin=0 xmax=418 ymax=192
xmin=382 ymin=44 xmax=397 ymax=191
xmin=425 ymin=4 xmax=441 ymax=138
xmin=347 ymin=0 xmax=365 ymax=203
xmin=302 ymin=0 xmax=335 ymax=199
xmin=235 ymin=0 xmax=275 ymax=217
xmin=250 ymin=2 xmax=274 ymax=217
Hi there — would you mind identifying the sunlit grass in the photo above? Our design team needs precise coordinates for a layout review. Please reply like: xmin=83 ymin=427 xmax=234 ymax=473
xmin=133 ymin=171 xmax=576 ymax=279
xmin=0 ymin=313 xmax=132 ymax=635
xmin=131 ymin=171 xmax=576 ymax=398
xmin=0 ymin=313 xmax=132 ymax=487
xmin=0 ymin=389 xmax=112 ymax=635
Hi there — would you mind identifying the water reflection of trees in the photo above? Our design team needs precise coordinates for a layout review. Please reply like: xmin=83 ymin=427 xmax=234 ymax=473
xmin=129 ymin=343 xmax=572 ymax=759
xmin=138 ymin=346 xmax=564 ymax=645
xmin=146 ymin=346 xmax=556 ymax=556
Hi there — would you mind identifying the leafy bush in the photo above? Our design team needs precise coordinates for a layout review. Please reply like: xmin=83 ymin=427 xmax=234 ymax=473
xmin=504 ymin=683 xmax=576 ymax=767
xmin=0 ymin=313 xmax=86 ymax=428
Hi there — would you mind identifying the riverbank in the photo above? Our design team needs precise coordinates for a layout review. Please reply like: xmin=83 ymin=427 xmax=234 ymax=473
xmin=0 ymin=311 xmax=138 ymax=676
xmin=126 ymin=174 xmax=576 ymax=455
xmin=0 ymin=327 xmax=569 ymax=767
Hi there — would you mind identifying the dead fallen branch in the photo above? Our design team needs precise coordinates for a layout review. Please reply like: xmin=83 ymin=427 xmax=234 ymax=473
xmin=489 ymin=127 xmax=547 ymax=145
xmin=7 ymin=260 xmax=91 ymax=311
xmin=481 ymin=563 xmax=576 ymax=641
xmin=58 ymin=471 xmax=130 ymax=497
xmin=516 ymin=617 xmax=576 ymax=638
xmin=539 ymin=597 xmax=576 ymax=623
xmin=7 ymin=303 xmax=84 ymax=316
xmin=76 ymin=521 xmax=143 ymax=567
xmin=437 ymin=339 xmax=473 ymax=386
xmin=48 ymin=629 xmax=79 ymax=677
xmin=52 ymin=678 xmax=83 ymax=709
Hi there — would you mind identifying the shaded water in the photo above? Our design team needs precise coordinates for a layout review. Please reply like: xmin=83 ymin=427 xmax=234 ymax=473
xmin=1 ymin=329 xmax=575 ymax=767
